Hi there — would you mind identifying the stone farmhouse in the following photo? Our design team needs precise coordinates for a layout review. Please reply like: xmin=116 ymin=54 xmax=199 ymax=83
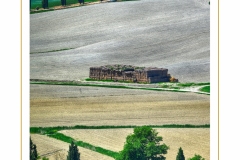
xmin=89 ymin=64 xmax=178 ymax=83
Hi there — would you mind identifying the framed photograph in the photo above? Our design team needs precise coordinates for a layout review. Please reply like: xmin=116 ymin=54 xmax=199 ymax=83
xmin=29 ymin=0 xmax=211 ymax=159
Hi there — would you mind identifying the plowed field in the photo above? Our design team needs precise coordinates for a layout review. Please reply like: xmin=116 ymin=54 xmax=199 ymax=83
xmin=30 ymin=0 xmax=209 ymax=82
xmin=30 ymin=84 xmax=209 ymax=127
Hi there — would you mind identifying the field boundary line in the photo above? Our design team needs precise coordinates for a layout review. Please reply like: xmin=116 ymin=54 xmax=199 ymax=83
xmin=30 ymin=79 xmax=210 ymax=95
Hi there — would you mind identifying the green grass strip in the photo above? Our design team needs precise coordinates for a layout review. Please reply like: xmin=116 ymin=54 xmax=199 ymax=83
xmin=48 ymin=132 xmax=119 ymax=158
xmin=30 ymin=80 xmax=189 ymax=93
xmin=30 ymin=124 xmax=210 ymax=134
xmin=177 ymin=82 xmax=210 ymax=87
xmin=199 ymin=85 xmax=210 ymax=93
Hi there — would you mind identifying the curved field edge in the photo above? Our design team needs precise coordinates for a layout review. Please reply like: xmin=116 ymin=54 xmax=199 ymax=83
xmin=30 ymin=79 xmax=210 ymax=95
xmin=30 ymin=124 xmax=210 ymax=159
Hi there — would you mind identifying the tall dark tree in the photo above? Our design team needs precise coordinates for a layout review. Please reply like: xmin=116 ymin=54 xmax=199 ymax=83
xmin=78 ymin=0 xmax=84 ymax=4
xmin=176 ymin=147 xmax=185 ymax=160
xmin=67 ymin=141 xmax=80 ymax=160
xmin=61 ymin=0 xmax=66 ymax=6
xmin=42 ymin=0 xmax=48 ymax=9
xmin=116 ymin=126 xmax=169 ymax=160
xmin=30 ymin=137 xmax=38 ymax=160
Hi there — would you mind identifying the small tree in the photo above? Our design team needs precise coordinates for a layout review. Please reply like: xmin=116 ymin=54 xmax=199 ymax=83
xmin=30 ymin=137 xmax=38 ymax=160
xmin=116 ymin=126 xmax=169 ymax=160
xmin=67 ymin=141 xmax=80 ymax=160
xmin=176 ymin=147 xmax=185 ymax=160
xmin=188 ymin=154 xmax=205 ymax=160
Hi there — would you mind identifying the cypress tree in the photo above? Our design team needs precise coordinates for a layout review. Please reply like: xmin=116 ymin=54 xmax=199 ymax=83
xmin=30 ymin=137 xmax=38 ymax=160
xmin=42 ymin=0 xmax=48 ymax=9
xmin=176 ymin=147 xmax=185 ymax=160
xmin=61 ymin=0 xmax=67 ymax=6
xmin=67 ymin=141 xmax=80 ymax=160
xmin=78 ymin=0 xmax=84 ymax=4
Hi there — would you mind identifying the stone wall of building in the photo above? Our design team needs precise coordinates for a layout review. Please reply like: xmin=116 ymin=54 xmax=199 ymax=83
xmin=89 ymin=65 xmax=178 ymax=83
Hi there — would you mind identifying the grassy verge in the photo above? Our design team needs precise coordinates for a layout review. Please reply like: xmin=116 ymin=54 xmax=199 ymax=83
xmin=48 ymin=133 xmax=119 ymax=158
xmin=30 ymin=124 xmax=210 ymax=134
xmin=199 ymin=86 xmax=210 ymax=93
xmin=30 ymin=48 xmax=74 ymax=54
xmin=30 ymin=79 xmax=187 ymax=93
xmin=159 ymin=82 xmax=210 ymax=88
xmin=177 ymin=82 xmax=210 ymax=87
xmin=31 ymin=80 xmax=131 ymax=89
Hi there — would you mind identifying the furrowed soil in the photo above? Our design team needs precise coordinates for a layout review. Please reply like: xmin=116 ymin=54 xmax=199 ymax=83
xmin=30 ymin=84 xmax=209 ymax=127
xmin=60 ymin=128 xmax=209 ymax=160
xmin=30 ymin=134 xmax=114 ymax=160
xmin=30 ymin=0 xmax=209 ymax=83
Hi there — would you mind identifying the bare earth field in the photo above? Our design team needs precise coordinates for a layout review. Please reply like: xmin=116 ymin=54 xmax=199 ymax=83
xmin=60 ymin=128 xmax=209 ymax=160
xmin=30 ymin=0 xmax=210 ymax=159
xmin=30 ymin=0 xmax=209 ymax=82
xmin=30 ymin=84 xmax=209 ymax=127
xmin=30 ymin=134 xmax=114 ymax=160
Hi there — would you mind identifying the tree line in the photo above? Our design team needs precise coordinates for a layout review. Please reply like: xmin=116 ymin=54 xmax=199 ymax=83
xmin=31 ymin=0 xmax=105 ymax=10
xmin=30 ymin=126 xmax=205 ymax=160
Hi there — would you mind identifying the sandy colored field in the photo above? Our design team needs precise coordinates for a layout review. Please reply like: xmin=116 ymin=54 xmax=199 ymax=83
xmin=60 ymin=128 xmax=209 ymax=160
xmin=31 ymin=134 xmax=114 ymax=160
xmin=30 ymin=84 xmax=209 ymax=127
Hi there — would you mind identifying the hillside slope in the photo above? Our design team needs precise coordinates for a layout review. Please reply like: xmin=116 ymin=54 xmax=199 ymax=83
xmin=30 ymin=0 xmax=210 ymax=82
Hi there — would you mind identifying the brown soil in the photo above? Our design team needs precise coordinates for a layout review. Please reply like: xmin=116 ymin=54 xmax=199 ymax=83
xmin=30 ymin=84 xmax=209 ymax=127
